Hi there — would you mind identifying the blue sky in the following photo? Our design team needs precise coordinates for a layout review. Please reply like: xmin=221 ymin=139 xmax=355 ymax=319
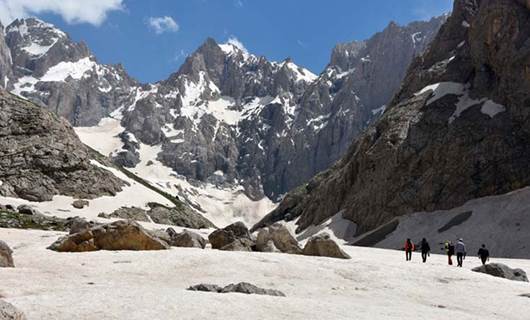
xmin=9 ymin=0 xmax=453 ymax=83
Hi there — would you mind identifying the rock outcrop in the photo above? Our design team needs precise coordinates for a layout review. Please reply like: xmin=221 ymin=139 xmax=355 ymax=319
xmin=255 ymin=0 xmax=530 ymax=243
xmin=188 ymin=282 xmax=285 ymax=297
xmin=472 ymin=263 xmax=528 ymax=282
xmin=302 ymin=233 xmax=351 ymax=259
xmin=0 ymin=240 xmax=14 ymax=267
xmin=0 ymin=210 xmax=69 ymax=231
xmin=0 ymin=89 xmax=124 ymax=202
xmin=48 ymin=220 xmax=169 ymax=252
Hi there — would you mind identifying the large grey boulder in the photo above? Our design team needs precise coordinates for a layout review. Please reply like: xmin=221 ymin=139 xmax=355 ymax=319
xmin=0 ymin=300 xmax=26 ymax=320
xmin=472 ymin=263 xmax=528 ymax=282
xmin=167 ymin=229 xmax=206 ymax=249
xmin=255 ymin=224 xmax=301 ymax=254
xmin=302 ymin=233 xmax=351 ymax=259
xmin=48 ymin=220 xmax=169 ymax=252
xmin=16 ymin=205 xmax=37 ymax=216
xmin=0 ymin=240 xmax=14 ymax=267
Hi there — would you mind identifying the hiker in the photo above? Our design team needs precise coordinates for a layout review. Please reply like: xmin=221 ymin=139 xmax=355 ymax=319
xmin=404 ymin=238 xmax=415 ymax=261
xmin=445 ymin=241 xmax=455 ymax=265
xmin=477 ymin=244 xmax=490 ymax=265
xmin=455 ymin=238 xmax=466 ymax=267
xmin=420 ymin=238 xmax=430 ymax=263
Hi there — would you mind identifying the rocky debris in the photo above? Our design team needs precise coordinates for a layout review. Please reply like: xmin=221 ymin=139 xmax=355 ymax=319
xmin=255 ymin=224 xmax=302 ymax=254
xmin=208 ymin=222 xmax=254 ymax=251
xmin=302 ymin=233 xmax=351 ymax=259
xmin=0 ymin=240 xmax=14 ymax=267
xmin=48 ymin=220 xmax=169 ymax=252
xmin=16 ymin=205 xmax=37 ymax=215
xmin=72 ymin=200 xmax=89 ymax=209
xmin=0 ymin=211 xmax=68 ymax=231
xmin=472 ymin=264 xmax=528 ymax=283
xmin=0 ymin=300 xmax=26 ymax=320
xmin=166 ymin=229 xmax=207 ymax=249
xmin=103 ymin=207 xmax=150 ymax=222
xmin=255 ymin=0 xmax=530 ymax=247
xmin=188 ymin=282 xmax=285 ymax=297
xmin=0 ymin=89 xmax=124 ymax=202
xmin=98 ymin=204 xmax=215 ymax=229
xmin=147 ymin=203 xmax=215 ymax=229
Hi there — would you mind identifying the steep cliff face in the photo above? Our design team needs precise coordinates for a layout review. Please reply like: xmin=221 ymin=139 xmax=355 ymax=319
xmin=254 ymin=0 xmax=530 ymax=237
xmin=0 ymin=23 xmax=12 ymax=89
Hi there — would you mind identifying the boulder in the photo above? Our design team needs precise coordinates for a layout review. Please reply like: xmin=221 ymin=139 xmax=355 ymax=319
xmin=72 ymin=199 xmax=89 ymax=209
xmin=472 ymin=263 xmax=528 ymax=282
xmin=48 ymin=220 xmax=169 ymax=252
xmin=16 ymin=205 xmax=37 ymax=215
xmin=67 ymin=217 xmax=93 ymax=235
xmin=167 ymin=229 xmax=206 ymax=249
xmin=0 ymin=240 xmax=14 ymax=267
xmin=0 ymin=300 xmax=26 ymax=320
xmin=220 ymin=238 xmax=254 ymax=252
xmin=221 ymin=282 xmax=285 ymax=297
xmin=187 ymin=282 xmax=285 ymax=297
xmin=0 ymin=211 xmax=68 ymax=231
xmin=302 ymin=233 xmax=351 ymax=259
xmin=208 ymin=222 xmax=254 ymax=250
xmin=256 ymin=224 xmax=301 ymax=254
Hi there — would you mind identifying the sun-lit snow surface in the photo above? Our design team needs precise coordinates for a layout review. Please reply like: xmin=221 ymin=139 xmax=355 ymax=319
xmin=0 ymin=158 xmax=173 ymax=222
xmin=361 ymin=187 xmax=530 ymax=259
xmin=75 ymin=118 xmax=277 ymax=227
xmin=1 ymin=228 xmax=529 ymax=320
xmin=415 ymin=82 xmax=506 ymax=123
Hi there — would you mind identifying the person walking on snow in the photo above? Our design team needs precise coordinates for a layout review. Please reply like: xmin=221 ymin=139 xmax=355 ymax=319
xmin=404 ymin=238 xmax=415 ymax=261
xmin=455 ymin=238 xmax=466 ymax=267
xmin=420 ymin=238 xmax=431 ymax=263
xmin=477 ymin=244 xmax=490 ymax=265
xmin=445 ymin=240 xmax=455 ymax=265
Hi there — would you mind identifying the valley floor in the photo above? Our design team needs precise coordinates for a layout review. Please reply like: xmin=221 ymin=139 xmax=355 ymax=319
xmin=1 ymin=228 xmax=529 ymax=320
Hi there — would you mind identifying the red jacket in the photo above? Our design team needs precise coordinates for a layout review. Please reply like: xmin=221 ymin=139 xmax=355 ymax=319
xmin=404 ymin=241 xmax=415 ymax=251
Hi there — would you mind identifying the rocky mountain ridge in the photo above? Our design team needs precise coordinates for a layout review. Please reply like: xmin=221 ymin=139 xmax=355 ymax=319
xmin=0 ymin=16 xmax=445 ymax=225
xmin=254 ymin=0 xmax=530 ymax=258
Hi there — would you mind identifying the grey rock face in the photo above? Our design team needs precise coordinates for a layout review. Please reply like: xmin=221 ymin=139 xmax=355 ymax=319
xmin=0 ymin=23 xmax=13 ymax=90
xmin=302 ymin=233 xmax=351 ymax=259
xmin=0 ymin=89 xmax=124 ymax=201
xmin=0 ymin=300 xmax=26 ymax=320
xmin=256 ymin=0 xmax=530 ymax=242
xmin=0 ymin=240 xmax=14 ymax=267
xmin=166 ymin=229 xmax=207 ymax=248
xmin=5 ymin=18 xmax=138 ymax=126
xmin=188 ymin=282 xmax=285 ymax=297
xmin=472 ymin=263 xmax=528 ymax=282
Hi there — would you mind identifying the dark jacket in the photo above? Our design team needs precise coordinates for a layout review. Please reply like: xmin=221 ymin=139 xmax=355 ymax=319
xmin=421 ymin=241 xmax=430 ymax=253
xmin=478 ymin=248 xmax=489 ymax=259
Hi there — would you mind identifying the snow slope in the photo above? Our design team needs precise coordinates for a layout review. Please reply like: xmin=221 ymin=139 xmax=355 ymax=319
xmin=75 ymin=118 xmax=277 ymax=227
xmin=1 ymin=228 xmax=529 ymax=320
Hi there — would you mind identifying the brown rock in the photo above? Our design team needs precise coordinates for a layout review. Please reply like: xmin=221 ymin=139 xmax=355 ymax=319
xmin=72 ymin=199 xmax=89 ymax=209
xmin=48 ymin=220 xmax=169 ymax=252
xmin=256 ymin=224 xmax=301 ymax=254
xmin=167 ymin=229 xmax=206 ymax=249
xmin=302 ymin=233 xmax=351 ymax=259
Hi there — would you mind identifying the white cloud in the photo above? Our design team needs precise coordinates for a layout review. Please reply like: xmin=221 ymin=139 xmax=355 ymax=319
xmin=234 ymin=0 xmax=244 ymax=8
xmin=147 ymin=16 xmax=179 ymax=34
xmin=0 ymin=0 xmax=124 ymax=26
xmin=174 ymin=49 xmax=186 ymax=62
